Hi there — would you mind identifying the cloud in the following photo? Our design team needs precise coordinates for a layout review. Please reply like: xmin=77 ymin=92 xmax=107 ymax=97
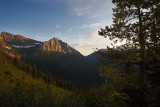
xmin=67 ymin=28 xmax=72 ymax=33
xmin=68 ymin=0 xmax=114 ymax=19
xmin=71 ymin=42 xmax=83 ymax=47
xmin=74 ymin=6 xmax=91 ymax=16
xmin=71 ymin=30 xmax=126 ymax=56
xmin=83 ymin=23 xmax=102 ymax=29
xmin=56 ymin=25 xmax=60 ymax=29
xmin=71 ymin=30 xmax=113 ymax=56
xmin=72 ymin=41 xmax=92 ymax=47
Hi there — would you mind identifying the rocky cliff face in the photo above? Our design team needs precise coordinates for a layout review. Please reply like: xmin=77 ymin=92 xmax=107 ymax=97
xmin=41 ymin=38 xmax=78 ymax=53
xmin=0 ymin=35 xmax=2 ymax=40
xmin=0 ymin=40 xmax=11 ymax=49
xmin=0 ymin=38 xmax=20 ymax=59
xmin=0 ymin=32 xmax=79 ymax=54
xmin=0 ymin=32 xmax=42 ymax=46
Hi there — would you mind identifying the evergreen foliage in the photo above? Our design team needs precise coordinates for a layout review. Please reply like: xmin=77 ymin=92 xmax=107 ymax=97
xmin=98 ymin=0 xmax=160 ymax=106
xmin=0 ymin=50 xmax=87 ymax=106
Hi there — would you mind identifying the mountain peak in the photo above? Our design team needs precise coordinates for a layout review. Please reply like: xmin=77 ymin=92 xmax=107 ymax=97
xmin=48 ymin=37 xmax=63 ymax=42
xmin=0 ymin=32 xmax=29 ymax=41
xmin=0 ymin=32 xmax=79 ymax=54
xmin=1 ymin=31 xmax=13 ymax=35
xmin=1 ymin=31 xmax=7 ymax=35
xmin=0 ymin=32 xmax=41 ymax=46
xmin=41 ymin=37 xmax=77 ymax=53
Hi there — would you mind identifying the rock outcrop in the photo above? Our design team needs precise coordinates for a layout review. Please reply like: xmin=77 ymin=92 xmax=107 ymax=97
xmin=0 ymin=38 xmax=20 ymax=59
xmin=41 ymin=38 xmax=78 ymax=53
xmin=0 ymin=32 xmax=42 ymax=46
xmin=0 ymin=32 xmax=79 ymax=54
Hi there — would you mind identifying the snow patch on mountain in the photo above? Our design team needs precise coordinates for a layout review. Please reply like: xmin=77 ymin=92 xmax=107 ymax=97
xmin=12 ymin=45 xmax=36 ymax=48
xmin=35 ymin=43 xmax=41 ymax=45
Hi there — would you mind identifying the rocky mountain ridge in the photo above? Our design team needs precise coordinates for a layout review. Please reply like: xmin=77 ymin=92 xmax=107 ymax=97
xmin=0 ymin=31 xmax=102 ymax=86
xmin=0 ymin=32 xmax=41 ymax=46
xmin=41 ymin=38 xmax=78 ymax=53
xmin=0 ymin=32 xmax=78 ymax=54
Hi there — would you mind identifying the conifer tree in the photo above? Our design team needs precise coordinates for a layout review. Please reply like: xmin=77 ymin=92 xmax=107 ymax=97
xmin=33 ymin=64 xmax=37 ymax=78
xmin=27 ymin=62 xmax=32 ymax=74
xmin=99 ymin=0 xmax=160 ymax=76
xmin=0 ymin=53 xmax=3 ymax=64
xmin=14 ymin=56 xmax=18 ymax=66
xmin=49 ymin=72 xmax=53 ymax=84
xmin=98 ymin=0 xmax=160 ymax=106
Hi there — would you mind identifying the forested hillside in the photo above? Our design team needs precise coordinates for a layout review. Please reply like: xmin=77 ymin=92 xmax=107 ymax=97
xmin=0 ymin=32 xmax=102 ymax=87
xmin=0 ymin=50 xmax=85 ymax=106
xmin=0 ymin=48 xmax=124 ymax=107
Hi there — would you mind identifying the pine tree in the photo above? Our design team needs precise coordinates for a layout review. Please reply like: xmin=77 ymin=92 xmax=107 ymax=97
xmin=98 ymin=0 xmax=160 ymax=106
xmin=49 ymin=72 xmax=53 ymax=84
xmin=13 ymin=56 xmax=18 ymax=66
xmin=99 ymin=0 xmax=160 ymax=76
xmin=0 ymin=53 xmax=3 ymax=64
xmin=27 ymin=62 xmax=32 ymax=74
xmin=33 ymin=64 xmax=37 ymax=78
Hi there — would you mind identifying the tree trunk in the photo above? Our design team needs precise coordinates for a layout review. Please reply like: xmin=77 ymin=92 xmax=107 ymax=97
xmin=138 ymin=6 xmax=145 ymax=76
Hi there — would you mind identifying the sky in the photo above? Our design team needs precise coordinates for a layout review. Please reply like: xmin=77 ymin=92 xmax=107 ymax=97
xmin=0 ymin=0 xmax=115 ymax=56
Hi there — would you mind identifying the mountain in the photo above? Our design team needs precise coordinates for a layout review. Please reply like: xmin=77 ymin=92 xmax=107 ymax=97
xmin=0 ymin=32 xmax=78 ymax=54
xmin=0 ymin=32 xmax=102 ymax=87
xmin=86 ymin=49 xmax=107 ymax=64
xmin=41 ymin=38 xmax=78 ymax=53
xmin=86 ymin=52 xmax=99 ymax=64
xmin=87 ymin=49 xmax=126 ymax=77
xmin=0 ymin=32 xmax=42 ymax=46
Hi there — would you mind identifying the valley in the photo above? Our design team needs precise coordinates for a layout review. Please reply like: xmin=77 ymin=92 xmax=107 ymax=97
xmin=0 ymin=32 xmax=103 ymax=87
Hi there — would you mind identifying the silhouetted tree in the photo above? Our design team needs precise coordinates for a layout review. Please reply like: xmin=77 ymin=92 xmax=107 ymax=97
xmin=27 ymin=62 xmax=32 ymax=74
xmin=33 ymin=64 xmax=37 ymax=78
xmin=98 ymin=0 xmax=160 ymax=106
xmin=13 ymin=56 xmax=18 ymax=66
xmin=99 ymin=0 xmax=160 ymax=77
